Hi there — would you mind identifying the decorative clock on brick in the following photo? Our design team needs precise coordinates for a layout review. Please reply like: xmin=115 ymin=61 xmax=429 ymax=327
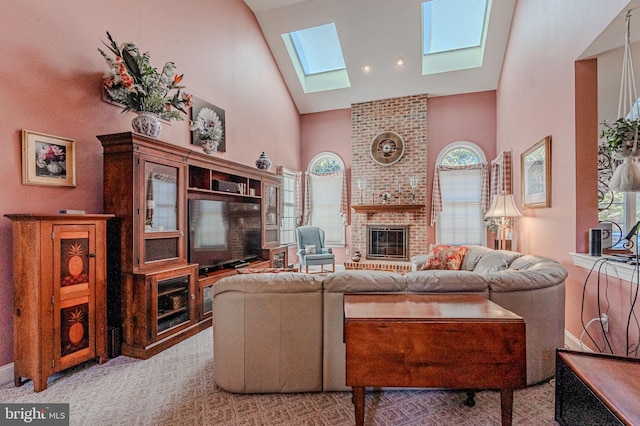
xmin=370 ymin=131 xmax=405 ymax=165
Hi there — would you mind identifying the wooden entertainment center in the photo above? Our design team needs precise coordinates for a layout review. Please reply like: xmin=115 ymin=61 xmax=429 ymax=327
xmin=99 ymin=132 xmax=284 ymax=358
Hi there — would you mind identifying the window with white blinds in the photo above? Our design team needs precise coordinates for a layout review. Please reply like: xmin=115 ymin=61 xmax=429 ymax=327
xmin=435 ymin=141 xmax=486 ymax=245
xmin=308 ymin=173 xmax=344 ymax=245
xmin=437 ymin=168 xmax=483 ymax=245
xmin=280 ymin=171 xmax=296 ymax=245
xmin=307 ymin=152 xmax=345 ymax=246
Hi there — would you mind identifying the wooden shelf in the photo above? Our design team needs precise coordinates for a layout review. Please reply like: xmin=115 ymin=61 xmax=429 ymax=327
xmin=352 ymin=204 xmax=425 ymax=213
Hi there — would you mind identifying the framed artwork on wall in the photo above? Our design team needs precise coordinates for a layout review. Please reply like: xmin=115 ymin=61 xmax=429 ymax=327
xmin=22 ymin=129 xmax=76 ymax=187
xmin=521 ymin=136 xmax=551 ymax=208
xmin=190 ymin=96 xmax=226 ymax=153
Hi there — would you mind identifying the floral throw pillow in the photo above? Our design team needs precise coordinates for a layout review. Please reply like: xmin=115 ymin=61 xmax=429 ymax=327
xmin=305 ymin=244 xmax=317 ymax=254
xmin=419 ymin=245 xmax=468 ymax=271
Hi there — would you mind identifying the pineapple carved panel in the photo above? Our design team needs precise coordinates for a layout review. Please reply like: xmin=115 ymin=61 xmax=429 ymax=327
xmin=53 ymin=224 xmax=97 ymax=366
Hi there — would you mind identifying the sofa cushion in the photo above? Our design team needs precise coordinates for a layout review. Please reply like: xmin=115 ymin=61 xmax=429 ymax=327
xmin=304 ymin=244 xmax=317 ymax=254
xmin=472 ymin=250 xmax=521 ymax=274
xmin=460 ymin=245 xmax=493 ymax=271
xmin=487 ymin=255 xmax=568 ymax=292
xmin=322 ymin=270 xmax=406 ymax=293
xmin=213 ymin=273 xmax=324 ymax=296
xmin=419 ymin=244 xmax=468 ymax=270
xmin=405 ymin=270 xmax=489 ymax=292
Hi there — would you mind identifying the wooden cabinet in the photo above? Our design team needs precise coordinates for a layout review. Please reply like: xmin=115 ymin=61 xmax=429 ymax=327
xmin=262 ymin=246 xmax=289 ymax=268
xmin=5 ymin=214 xmax=113 ymax=392
xmin=99 ymin=133 xmax=187 ymax=274
xmin=99 ymin=132 xmax=283 ymax=358
xmin=120 ymin=264 xmax=200 ymax=359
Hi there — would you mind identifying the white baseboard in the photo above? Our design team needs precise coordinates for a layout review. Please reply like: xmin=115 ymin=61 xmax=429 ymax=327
xmin=0 ymin=362 xmax=14 ymax=386
xmin=564 ymin=329 xmax=593 ymax=352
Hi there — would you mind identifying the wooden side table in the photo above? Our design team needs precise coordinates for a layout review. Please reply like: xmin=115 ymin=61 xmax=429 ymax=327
xmin=344 ymin=294 xmax=526 ymax=426
xmin=555 ymin=349 xmax=640 ymax=425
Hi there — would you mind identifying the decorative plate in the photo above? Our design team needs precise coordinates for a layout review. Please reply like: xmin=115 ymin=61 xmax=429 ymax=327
xmin=370 ymin=131 xmax=405 ymax=165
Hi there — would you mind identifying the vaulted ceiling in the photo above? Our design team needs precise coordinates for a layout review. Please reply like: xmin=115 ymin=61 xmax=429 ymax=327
xmin=243 ymin=0 xmax=516 ymax=114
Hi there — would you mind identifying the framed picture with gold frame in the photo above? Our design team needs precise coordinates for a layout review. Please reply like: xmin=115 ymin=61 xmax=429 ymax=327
xmin=521 ymin=136 xmax=551 ymax=208
xmin=22 ymin=129 xmax=76 ymax=187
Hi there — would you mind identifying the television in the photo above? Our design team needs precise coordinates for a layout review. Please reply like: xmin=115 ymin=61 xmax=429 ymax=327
xmin=188 ymin=198 xmax=262 ymax=272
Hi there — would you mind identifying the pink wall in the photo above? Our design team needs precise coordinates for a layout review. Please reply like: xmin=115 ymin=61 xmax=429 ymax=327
xmin=427 ymin=91 xmax=497 ymax=244
xmin=497 ymin=0 xmax=635 ymax=352
xmin=0 ymin=0 xmax=300 ymax=368
xmin=299 ymin=109 xmax=352 ymax=264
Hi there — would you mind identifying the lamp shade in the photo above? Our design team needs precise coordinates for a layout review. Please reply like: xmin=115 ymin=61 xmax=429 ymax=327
xmin=485 ymin=194 xmax=523 ymax=218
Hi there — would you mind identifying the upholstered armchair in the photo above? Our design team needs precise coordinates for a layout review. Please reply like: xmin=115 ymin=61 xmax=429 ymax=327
xmin=296 ymin=226 xmax=335 ymax=273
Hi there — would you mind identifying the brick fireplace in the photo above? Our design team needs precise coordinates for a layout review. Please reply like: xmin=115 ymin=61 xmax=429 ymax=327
xmin=350 ymin=94 xmax=428 ymax=260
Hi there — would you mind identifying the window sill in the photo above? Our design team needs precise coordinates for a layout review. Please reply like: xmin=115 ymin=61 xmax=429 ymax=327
xmin=570 ymin=252 xmax=640 ymax=283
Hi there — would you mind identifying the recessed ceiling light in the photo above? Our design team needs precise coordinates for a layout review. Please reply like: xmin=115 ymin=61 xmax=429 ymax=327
xmin=362 ymin=64 xmax=372 ymax=73
xmin=396 ymin=57 xmax=405 ymax=67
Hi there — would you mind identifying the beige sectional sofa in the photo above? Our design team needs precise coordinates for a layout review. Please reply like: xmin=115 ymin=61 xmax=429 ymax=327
xmin=212 ymin=245 xmax=567 ymax=394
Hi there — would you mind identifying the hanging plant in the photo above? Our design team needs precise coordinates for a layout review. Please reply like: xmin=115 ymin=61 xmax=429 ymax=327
xmin=600 ymin=117 xmax=640 ymax=156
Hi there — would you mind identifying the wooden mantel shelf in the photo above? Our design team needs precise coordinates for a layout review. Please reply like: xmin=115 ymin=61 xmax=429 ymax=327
xmin=352 ymin=204 xmax=425 ymax=213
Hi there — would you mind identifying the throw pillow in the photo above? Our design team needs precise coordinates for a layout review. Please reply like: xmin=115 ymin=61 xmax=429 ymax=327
xmin=419 ymin=244 xmax=468 ymax=271
xmin=305 ymin=244 xmax=317 ymax=254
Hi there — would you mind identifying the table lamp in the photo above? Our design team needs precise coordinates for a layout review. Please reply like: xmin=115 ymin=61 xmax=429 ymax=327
xmin=485 ymin=194 xmax=522 ymax=250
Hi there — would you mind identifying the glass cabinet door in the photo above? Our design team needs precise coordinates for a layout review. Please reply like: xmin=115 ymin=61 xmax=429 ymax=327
xmin=145 ymin=162 xmax=178 ymax=233
xmin=265 ymin=184 xmax=278 ymax=226
xmin=263 ymin=181 xmax=280 ymax=246
xmin=156 ymin=274 xmax=190 ymax=335
xmin=139 ymin=158 xmax=186 ymax=268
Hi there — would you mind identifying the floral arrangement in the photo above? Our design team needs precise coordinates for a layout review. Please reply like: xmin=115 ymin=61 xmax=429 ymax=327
xmin=378 ymin=192 xmax=391 ymax=202
xmin=98 ymin=31 xmax=192 ymax=121
xmin=37 ymin=144 xmax=66 ymax=168
xmin=190 ymin=107 xmax=224 ymax=145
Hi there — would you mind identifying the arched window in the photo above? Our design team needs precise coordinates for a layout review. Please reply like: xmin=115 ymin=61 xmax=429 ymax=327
xmin=306 ymin=152 xmax=346 ymax=246
xmin=433 ymin=142 xmax=488 ymax=245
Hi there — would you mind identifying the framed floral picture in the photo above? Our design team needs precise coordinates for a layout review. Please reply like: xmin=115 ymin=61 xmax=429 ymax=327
xmin=190 ymin=96 xmax=226 ymax=153
xmin=521 ymin=136 xmax=551 ymax=208
xmin=22 ymin=129 xmax=76 ymax=187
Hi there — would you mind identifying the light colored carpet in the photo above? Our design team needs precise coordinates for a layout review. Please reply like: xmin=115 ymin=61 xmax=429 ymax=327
xmin=0 ymin=330 xmax=557 ymax=425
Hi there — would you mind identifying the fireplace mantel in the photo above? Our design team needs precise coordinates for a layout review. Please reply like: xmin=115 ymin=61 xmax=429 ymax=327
xmin=352 ymin=204 xmax=425 ymax=213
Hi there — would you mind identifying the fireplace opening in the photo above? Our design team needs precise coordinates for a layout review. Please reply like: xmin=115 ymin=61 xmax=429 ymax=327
xmin=366 ymin=226 xmax=408 ymax=261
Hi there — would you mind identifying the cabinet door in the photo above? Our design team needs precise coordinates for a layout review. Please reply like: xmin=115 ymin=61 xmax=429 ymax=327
xmin=138 ymin=158 xmax=186 ymax=270
xmin=149 ymin=266 xmax=196 ymax=341
xmin=52 ymin=224 xmax=97 ymax=371
xmin=263 ymin=180 xmax=281 ymax=247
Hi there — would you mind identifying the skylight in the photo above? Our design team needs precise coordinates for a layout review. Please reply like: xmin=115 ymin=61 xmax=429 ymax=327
xmin=290 ymin=23 xmax=345 ymax=75
xmin=282 ymin=23 xmax=351 ymax=93
xmin=421 ymin=0 xmax=491 ymax=75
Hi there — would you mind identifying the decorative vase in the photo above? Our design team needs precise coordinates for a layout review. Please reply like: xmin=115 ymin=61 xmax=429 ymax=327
xmin=201 ymin=140 xmax=218 ymax=155
xmin=46 ymin=162 xmax=64 ymax=175
xmin=255 ymin=152 xmax=272 ymax=170
xmin=351 ymin=250 xmax=361 ymax=262
xmin=131 ymin=112 xmax=163 ymax=138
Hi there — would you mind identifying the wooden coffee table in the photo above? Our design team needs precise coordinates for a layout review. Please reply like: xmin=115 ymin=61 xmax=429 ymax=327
xmin=344 ymin=294 xmax=526 ymax=426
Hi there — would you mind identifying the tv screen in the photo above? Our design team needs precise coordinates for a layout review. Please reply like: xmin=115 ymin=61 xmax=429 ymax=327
xmin=188 ymin=198 xmax=262 ymax=270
